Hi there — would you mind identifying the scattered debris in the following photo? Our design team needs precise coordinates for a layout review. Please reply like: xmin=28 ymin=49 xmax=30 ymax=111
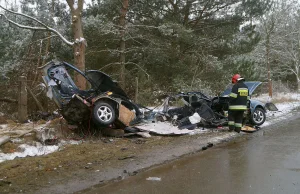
xmin=146 ymin=177 xmax=161 ymax=181
xmin=207 ymin=142 xmax=214 ymax=147
xmin=35 ymin=128 xmax=58 ymax=145
xmin=241 ymin=126 xmax=257 ymax=133
xmin=129 ymin=171 xmax=138 ymax=176
xmin=118 ymin=155 xmax=135 ymax=160
xmin=0 ymin=180 xmax=11 ymax=186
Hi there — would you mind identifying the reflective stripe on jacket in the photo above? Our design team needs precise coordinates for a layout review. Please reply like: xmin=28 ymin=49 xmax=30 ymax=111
xmin=229 ymin=81 xmax=249 ymax=111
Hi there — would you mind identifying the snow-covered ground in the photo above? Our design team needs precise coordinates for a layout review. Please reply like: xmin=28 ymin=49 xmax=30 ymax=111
xmin=0 ymin=120 xmax=83 ymax=163
xmin=255 ymin=93 xmax=300 ymax=127
xmin=0 ymin=93 xmax=300 ymax=163
xmin=0 ymin=144 xmax=59 ymax=163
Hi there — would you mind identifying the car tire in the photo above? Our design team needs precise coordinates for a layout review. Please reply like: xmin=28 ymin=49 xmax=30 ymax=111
xmin=93 ymin=101 xmax=116 ymax=126
xmin=250 ymin=107 xmax=266 ymax=126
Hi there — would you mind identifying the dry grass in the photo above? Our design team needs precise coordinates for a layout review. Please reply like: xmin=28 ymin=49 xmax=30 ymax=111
xmin=271 ymin=97 xmax=298 ymax=104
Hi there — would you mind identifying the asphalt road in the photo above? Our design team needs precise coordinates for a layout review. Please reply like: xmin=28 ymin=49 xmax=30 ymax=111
xmin=83 ymin=114 xmax=300 ymax=194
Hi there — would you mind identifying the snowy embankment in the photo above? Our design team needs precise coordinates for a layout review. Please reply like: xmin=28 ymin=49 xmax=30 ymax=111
xmin=255 ymin=93 xmax=300 ymax=127
xmin=0 ymin=121 xmax=82 ymax=163
xmin=0 ymin=93 xmax=300 ymax=163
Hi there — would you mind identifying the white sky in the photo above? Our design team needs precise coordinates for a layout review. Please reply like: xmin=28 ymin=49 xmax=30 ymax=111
xmin=0 ymin=0 xmax=92 ymax=10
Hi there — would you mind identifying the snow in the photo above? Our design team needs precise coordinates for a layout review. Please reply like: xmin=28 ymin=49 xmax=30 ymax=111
xmin=0 ymin=122 xmax=83 ymax=163
xmin=73 ymin=0 xmax=78 ymax=10
xmin=253 ymin=93 xmax=300 ymax=127
xmin=0 ymin=143 xmax=59 ymax=163
xmin=0 ymin=139 xmax=84 ymax=163
xmin=75 ymin=37 xmax=86 ymax=43
xmin=136 ymin=122 xmax=209 ymax=135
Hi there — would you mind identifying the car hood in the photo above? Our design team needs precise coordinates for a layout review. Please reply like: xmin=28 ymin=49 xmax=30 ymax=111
xmin=221 ymin=81 xmax=262 ymax=97
xmin=85 ymin=70 xmax=128 ymax=98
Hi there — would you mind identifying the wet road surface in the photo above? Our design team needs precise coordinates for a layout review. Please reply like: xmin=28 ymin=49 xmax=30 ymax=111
xmin=84 ymin=115 xmax=300 ymax=194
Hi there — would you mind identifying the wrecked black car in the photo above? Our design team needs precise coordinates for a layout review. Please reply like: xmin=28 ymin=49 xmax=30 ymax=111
xmin=41 ymin=61 xmax=142 ymax=127
xmin=158 ymin=82 xmax=277 ymax=129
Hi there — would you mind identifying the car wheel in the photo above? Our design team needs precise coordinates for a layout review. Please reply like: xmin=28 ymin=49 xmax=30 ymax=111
xmin=250 ymin=107 xmax=266 ymax=126
xmin=93 ymin=101 xmax=116 ymax=126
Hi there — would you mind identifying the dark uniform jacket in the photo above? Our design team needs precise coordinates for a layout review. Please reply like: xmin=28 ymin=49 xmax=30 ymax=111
xmin=229 ymin=80 xmax=249 ymax=110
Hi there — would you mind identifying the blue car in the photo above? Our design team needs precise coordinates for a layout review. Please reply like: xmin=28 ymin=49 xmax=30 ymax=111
xmin=160 ymin=82 xmax=277 ymax=127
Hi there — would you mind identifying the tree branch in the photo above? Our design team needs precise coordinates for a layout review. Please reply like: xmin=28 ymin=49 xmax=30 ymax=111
xmin=0 ymin=6 xmax=74 ymax=46
xmin=125 ymin=62 xmax=150 ymax=78
xmin=0 ymin=5 xmax=48 ymax=28
xmin=66 ymin=0 xmax=75 ymax=11
xmin=0 ymin=98 xmax=18 ymax=104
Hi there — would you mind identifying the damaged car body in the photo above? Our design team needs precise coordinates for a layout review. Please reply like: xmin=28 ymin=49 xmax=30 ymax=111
xmin=158 ymin=82 xmax=278 ymax=129
xmin=41 ymin=61 xmax=142 ymax=127
xmin=41 ymin=61 xmax=277 ymax=131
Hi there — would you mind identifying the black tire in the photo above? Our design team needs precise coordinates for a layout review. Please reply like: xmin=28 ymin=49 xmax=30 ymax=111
xmin=250 ymin=107 xmax=266 ymax=126
xmin=92 ymin=101 xmax=116 ymax=126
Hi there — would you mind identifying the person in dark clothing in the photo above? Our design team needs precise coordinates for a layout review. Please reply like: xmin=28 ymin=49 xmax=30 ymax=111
xmin=228 ymin=74 xmax=249 ymax=133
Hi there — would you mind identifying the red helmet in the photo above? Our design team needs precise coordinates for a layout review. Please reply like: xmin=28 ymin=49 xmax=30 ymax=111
xmin=232 ymin=74 xmax=241 ymax=84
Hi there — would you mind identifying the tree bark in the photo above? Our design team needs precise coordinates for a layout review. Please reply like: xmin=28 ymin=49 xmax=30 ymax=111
xmin=18 ymin=76 xmax=28 ymax=123
xmin=119 ymin=0 xmax=129 ymax=89
xmin=67 ymin=0 xmax=86 ymax=90
xmin=266 ymin=37 xmax=272 ymax=98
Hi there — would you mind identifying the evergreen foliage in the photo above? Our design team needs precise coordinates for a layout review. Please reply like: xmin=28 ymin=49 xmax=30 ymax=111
xmin=0 ymin=0 xmax=286 ymax=107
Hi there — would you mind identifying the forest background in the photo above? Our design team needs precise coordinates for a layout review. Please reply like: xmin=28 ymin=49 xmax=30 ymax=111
xmin=0 ymin=0 xmax=299 ymax=116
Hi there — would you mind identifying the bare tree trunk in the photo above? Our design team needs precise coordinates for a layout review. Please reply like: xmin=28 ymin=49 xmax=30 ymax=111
xmin=119 ymin=0 xmax=129 ymax=89
xmin=18 ymin=76 xmax=28 ymax=123
xmin=135 ymin=77 xmax=138 ymax=103
xmin=183 ymin=0 xmax=191 ymax=26
xmin=67 ymin=0 xmax=86 ymax=90
xmin=266 ymin=37 xmax=273 ymax=98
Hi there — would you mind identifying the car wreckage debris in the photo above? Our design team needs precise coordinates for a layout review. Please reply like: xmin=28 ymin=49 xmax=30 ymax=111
xmin=36 ymin=128 xmax=59 ymax=145
xmin=40 ymin=61 xmax=278 ymax=136
xmin=41 ymin=61 xmax=143 ymax=130
xmin=146 ymin=177 xmax=161 ymax=181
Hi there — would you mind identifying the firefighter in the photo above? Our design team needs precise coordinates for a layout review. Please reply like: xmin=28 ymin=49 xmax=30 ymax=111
xmin=228 ymin=74 xmax=249 ymax=133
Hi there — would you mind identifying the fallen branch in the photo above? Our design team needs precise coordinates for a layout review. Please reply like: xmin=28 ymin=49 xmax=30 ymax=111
xmin=0 ymin=136 xmax=10 ymax=146
xmin=16 ymin=129 xmax=34 ymax=138
xmin=0 ymin=98 xmax=18 ymax=104
xmin=27 ymin=86 xmax=45 ymax=112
